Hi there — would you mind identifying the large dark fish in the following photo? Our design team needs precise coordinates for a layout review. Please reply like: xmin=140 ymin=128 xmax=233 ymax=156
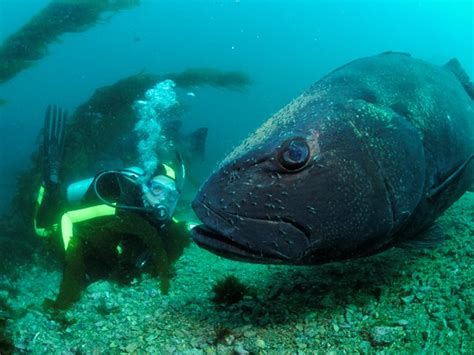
xmin=192 ymin=52 xmax=474 ymax=264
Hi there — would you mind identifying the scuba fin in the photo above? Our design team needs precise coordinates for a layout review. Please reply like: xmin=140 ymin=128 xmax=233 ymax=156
xmin=43 ymin=104 xmax=67 ymax=187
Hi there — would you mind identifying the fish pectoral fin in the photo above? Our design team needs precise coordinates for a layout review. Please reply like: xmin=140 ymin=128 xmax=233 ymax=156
xmin=427 ymin=154 xmax=474 ymax=201
xmin=398 ymin=224 xmax=446 ymax=250
xmin=444 ymin=58 xmax=474 ymax=99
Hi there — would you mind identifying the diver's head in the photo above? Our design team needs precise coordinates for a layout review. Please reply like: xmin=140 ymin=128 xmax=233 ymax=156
xmin=142 ymin=174 xmax=179 ymax=221
xmin=92 ymin=162 xmax=182 ymax=221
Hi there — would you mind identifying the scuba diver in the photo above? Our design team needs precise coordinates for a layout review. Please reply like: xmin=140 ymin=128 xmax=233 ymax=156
xmin=34 ymin=105 xmax=193 ymax=310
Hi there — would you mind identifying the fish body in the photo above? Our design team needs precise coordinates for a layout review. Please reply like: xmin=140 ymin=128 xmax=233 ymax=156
xmin=161 ymin=120 xmax=208 ymax=165
xmin=192 ymin=52 xmax=474 ymax=264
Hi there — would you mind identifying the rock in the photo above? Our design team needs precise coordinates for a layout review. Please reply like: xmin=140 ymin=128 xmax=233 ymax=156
xmin=359 ymin=340 xmax=372 ymax=352
xmin=87 ymin=281 xmax=114 ymax=297
xmin=255 ymin=338 xmax=266 ymax=349
xmin=243 ymin=329 xmax=256 ymax=338
xmin=224 ymin=334 xmax=235 ymax=346
xmin=370 ymin=326 xmax=405 ymax=345
xmin=397 ymin=319 xmax=409 ymax=327
xmin=145 ymin=333 xmax=158 ymax=342
xmin=234 ymin=344 xmax=249 ymax=355
xmin=125 ymin=343 xmax=139 ymax=353
xmin=267 ymin=285 xmax=283 ymax=299
xmin=297 ymin=341 xmax=307 ymax=349
xmin=204 ymin=346 xmax=217 ymax=355
xmin=0 ymin=290 xmax=8 ymax=300
xmin=401 ymin=295 xmax=415 ymax=305
xmin=320 ymin=295 xmax=334 ymax=308
xmin=189 ymin=338 xmax=200 ymax=348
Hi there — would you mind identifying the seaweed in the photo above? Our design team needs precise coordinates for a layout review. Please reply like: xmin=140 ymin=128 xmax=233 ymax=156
xmin=211 ymin=275 xmax=249 ymax=306
xmin=169 ymin=68 xmax=252 ymax=91
xmin=0 ymin=0 xmax=140 ymax=84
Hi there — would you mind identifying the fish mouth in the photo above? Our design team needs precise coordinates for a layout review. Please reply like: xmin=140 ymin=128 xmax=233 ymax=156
xmin=192 ymin=223 xmax=290 ymax=264
xmin=192 ymin=224 xmax=278 ymax=263
xmin=191 ymin=200 xmax=308 ymax=264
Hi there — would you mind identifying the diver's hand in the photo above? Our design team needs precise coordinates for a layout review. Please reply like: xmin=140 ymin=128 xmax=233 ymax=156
xmin=43 ymin=104 xmax=67 ymax=187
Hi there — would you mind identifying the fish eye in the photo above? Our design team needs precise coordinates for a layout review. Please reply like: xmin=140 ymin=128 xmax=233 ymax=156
xmin=277 ymin=138 xmax=310 ymax=171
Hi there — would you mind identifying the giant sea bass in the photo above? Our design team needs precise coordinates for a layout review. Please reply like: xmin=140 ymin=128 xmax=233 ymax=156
xmin=192 ymin=52 xmax=473 ymax=264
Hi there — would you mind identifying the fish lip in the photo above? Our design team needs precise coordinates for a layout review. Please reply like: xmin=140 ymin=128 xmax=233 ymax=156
xmin=192 ymin=224 xmax=286 ymax=263
xmin=191 ymin=200 xmax=289 ymax=263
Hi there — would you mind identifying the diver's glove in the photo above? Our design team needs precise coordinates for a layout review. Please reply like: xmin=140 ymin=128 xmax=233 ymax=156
xmin=43 ymin=104 xmax=67 ymax=188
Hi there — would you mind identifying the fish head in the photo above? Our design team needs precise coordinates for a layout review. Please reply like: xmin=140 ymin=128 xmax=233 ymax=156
xmin=192 ymin=96 xmax=399 ymax=264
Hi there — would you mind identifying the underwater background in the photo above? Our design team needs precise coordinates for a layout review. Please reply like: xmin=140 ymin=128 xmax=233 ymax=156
xmin=0 ymin=0 xmax=473 ymax=353
xmin=0 ymin=0 xmax=472 ymax=212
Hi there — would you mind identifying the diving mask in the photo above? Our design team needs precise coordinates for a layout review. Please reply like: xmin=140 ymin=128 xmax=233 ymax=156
xmin=142 ymin=175 xmax=179 ymax=221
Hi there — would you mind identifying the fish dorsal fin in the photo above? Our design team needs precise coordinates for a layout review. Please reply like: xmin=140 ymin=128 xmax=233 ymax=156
xmin=444 ymin=58 xmax=474 ymax=99
xmin=380 ymin=51 xmax=411 ymax=57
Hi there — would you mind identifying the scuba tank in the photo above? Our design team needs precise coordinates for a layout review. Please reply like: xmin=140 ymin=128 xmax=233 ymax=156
xmin=65 ymin=154 xmax=185 ymax=221
xmin=66 ymin=167 xmax=144 ymax=206
xmin=66 ymin=177 xmax=94 ymax=205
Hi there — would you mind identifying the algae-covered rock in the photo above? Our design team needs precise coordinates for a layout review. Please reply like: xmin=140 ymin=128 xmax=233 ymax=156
xmin=369 ymin=326 xmax=405 ymax=346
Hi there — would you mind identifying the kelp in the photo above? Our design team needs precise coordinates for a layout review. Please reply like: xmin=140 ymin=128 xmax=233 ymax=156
xmin=169 ymin=68 xmax=252 ymax=91
xmin=2 ymin=68 xmax=251 ymax=244
xmin=0 ymin=0 xmax=140 ymax=84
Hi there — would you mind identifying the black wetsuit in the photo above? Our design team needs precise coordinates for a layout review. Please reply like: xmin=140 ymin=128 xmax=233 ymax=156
xmin=36 ymin=169 xmax=190 ymax=309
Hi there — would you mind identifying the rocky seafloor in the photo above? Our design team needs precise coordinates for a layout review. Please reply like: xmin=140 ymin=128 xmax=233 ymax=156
xmin=1 ymin=193 xmax=473 ymax=354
